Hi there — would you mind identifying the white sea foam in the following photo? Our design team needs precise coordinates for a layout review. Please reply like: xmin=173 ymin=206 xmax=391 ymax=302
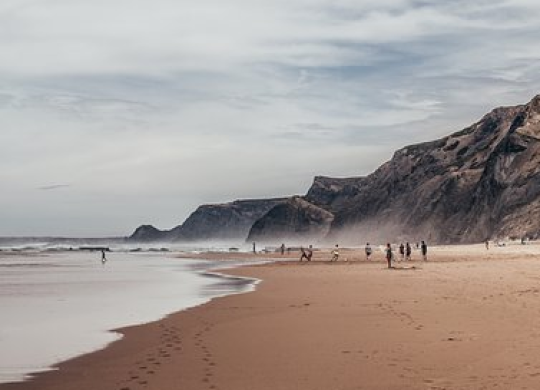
xmin=0 ymin=251 xmax=257 ymax=384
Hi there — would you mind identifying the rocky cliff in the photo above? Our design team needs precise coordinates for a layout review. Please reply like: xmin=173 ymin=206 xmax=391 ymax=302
xmin=250 ymin=95 xmax=540 ymax=244
xmin=129 ymin=198 xmax=286 ymax=242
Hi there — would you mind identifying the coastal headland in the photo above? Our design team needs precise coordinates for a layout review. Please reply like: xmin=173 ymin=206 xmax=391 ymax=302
xmin=3 ymin=243 xmax=540 ymax=390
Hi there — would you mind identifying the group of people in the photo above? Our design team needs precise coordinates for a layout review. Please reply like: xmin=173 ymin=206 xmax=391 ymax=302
xmin=383 ymin=241 xmax=428 ymax=268
xmin=297 ymin=241 xmax=428 ymax=265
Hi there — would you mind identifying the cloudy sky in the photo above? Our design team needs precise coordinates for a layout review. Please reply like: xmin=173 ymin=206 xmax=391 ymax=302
xmin=1 ymin=0 xmax=540 ymax=237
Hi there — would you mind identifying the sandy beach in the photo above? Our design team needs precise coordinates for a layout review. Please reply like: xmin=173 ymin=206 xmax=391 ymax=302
xmin=3 ymin=243 xmax=540 ymax=390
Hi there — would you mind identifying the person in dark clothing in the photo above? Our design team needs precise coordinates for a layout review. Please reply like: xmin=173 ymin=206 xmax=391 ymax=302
xmin=421 ymin=241 xmax=428 ymax=261
xmin=399 ymin=243 xmax=405 ymax=261
xmin=300 ymin=246 xmax=309 ymax=261
xmin=385 ymin=243 xmax=393 ymax=268
xmin=405 ymin=242 xmax=412 ymax=261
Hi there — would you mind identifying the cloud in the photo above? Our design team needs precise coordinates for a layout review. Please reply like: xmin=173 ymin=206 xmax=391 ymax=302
xmin=1 ymin=0 xmax=540 ymax=235
xmin=38 ymin=184 xmax=70 ymax=191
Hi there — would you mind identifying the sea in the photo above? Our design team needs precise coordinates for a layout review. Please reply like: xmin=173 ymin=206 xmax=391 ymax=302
xmin=0 ymin=241 xmax=262 ymax=384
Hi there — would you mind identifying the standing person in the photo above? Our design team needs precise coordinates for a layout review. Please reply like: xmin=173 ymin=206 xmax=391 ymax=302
xmin=252 ymin=242 xmax=256 ymax=254
xmin=485 ymin=239 xmax=489 ymax=250
xmin=399 ymin=243 xmax=405 ymax=261
xmin=101 ymin=249 xmax=107 ymax=264
xmin=365 ymin=243 xmax=373 ymax=260
xmin=280 ymin=243 xmax=285 ymax=255
xmin=405 ymin=242 xmax=412 ymax=261
xmin=331 ymin=245 xmax=339 ymax=261
xmin=385 ymin=243 xmax=393 ymax=269
xmin=421 ymin=240 xmax=428 ymax=261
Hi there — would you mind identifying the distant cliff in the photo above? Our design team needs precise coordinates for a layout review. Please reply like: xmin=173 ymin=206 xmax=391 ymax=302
xmin=250 ymin=95 xmax=540 ymax=244
xmin=129 ymin=198 xmax=286 ymax=242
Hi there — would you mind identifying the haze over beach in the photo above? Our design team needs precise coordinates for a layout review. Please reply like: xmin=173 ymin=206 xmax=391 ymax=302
xmin=3 ymin=1 xmax=540 ymax=390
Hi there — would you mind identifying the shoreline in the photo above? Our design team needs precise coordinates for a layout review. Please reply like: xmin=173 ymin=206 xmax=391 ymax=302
xmin=3 ymin=245 xmax=540 ymax=389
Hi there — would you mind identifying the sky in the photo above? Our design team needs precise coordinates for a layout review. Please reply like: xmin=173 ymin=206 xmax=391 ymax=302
xmin=1 ymin=0 xmax=540 ymax=237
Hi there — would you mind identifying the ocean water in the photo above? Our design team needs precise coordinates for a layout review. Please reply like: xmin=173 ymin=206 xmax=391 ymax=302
xmin=0 ymin=251 xmax=258 ymax=384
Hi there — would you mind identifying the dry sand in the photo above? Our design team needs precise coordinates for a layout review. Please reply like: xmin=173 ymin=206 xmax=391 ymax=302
xmin=4 ymin=243 xmax=540 ymax=390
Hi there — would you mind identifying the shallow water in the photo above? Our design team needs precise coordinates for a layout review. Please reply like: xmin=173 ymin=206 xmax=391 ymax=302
xmin=0 ymin=252 xmax=256 ymax=384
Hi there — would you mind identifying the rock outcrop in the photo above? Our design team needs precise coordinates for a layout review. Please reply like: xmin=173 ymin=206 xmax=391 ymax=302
xmin=129 ymin=225 xmax=169 ymax=242
xmin=247 ymin=196 xmax=334 ymax=243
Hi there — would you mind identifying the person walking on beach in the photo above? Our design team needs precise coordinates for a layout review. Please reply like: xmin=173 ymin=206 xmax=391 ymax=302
xmin=252 ymin=242 xmax=256 ymax=254
xmin=385 ymin=243 xmax=393 ymax=268
xmin=421 ymin=241 xmax=428 ymax=261
xmin=405 ymin=242 xmax=412 ymax=261
xmin=280 ymin=243 xmax=285 ymax=255
xmin=300 ymin=246 xmax=309 ymax=261
xmin=485 ymin=239 xmax=489 ymax=250
xmin=101 ymin=249 xmax=107 ymax=264
xmin=365 ymin=243 xmax=373 ymax=260
xmin=399 ymin=243 xmax=405 ymax=261
xmin=331 ymin=245 xmax=339 ymax=261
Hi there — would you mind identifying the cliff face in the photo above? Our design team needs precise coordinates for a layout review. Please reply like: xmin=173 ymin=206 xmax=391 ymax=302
xmin=327 ymin=95 xmax=540 ymax=244
xmin=251 ymin=95 xmax=540 ymax=244
xmin=128 ymin=198 xmax=286 ymax=242
xmin=175 ymin=198 xmax=287 ymax=241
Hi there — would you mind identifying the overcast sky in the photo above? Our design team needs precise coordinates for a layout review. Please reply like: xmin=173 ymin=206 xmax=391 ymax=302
xmin=1 ymin=0 xmax=540 ymax=237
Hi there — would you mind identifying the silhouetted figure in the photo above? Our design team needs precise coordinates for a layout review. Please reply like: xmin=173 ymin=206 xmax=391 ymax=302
xmin=405 ymin=242 xmax=412 ymax=261
xmin=385 ymin=243 xmax=393 ymax=268
xmin=101 ymin=249 xmax=107 ymax=264
xmin=300 ymin=246 xmax=309 ymax=261
xmin=253 ymin=242 xmax=256 ymax=254
xmin=485 ymin=239 xmax=489 ymax=250
xmin=399 ymin=243 xmax=405 ymax=261
xmin=365 ymin=243 xmax=372 ymax=260
xmin=280 ymin=243 xmax=285 ymax=255
xmin=421 ymin=241 xmax=428 ymax=261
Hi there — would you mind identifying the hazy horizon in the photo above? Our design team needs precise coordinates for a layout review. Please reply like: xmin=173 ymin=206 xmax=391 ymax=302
xmin=2 ymin=0 xmax=540 ymax=236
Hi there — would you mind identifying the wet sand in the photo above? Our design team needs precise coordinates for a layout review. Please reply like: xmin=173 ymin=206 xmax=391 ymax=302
xmin=3 ymin=243 xmax=540 ymax=390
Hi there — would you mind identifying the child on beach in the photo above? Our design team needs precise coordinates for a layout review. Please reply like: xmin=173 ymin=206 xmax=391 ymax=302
xmin=405 ymin=242 xmax=412 ymax=261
